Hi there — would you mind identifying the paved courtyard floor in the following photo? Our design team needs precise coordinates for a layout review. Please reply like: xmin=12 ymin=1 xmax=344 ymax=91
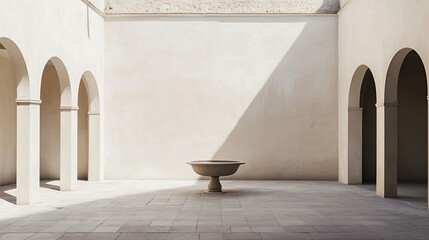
xmin=0 ymin=180 xmax=428 ymax=240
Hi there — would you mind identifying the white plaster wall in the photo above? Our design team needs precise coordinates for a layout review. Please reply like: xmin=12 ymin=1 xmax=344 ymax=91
xmin=338 ymin=0 xmax=429 ymax=183
xmin=0 ymin=0 xmax=104 ymax=185
xmin=105 ymin=16 xmax=338 ymax=180
xmin=92 ymin=0 xmax=105 ymax=11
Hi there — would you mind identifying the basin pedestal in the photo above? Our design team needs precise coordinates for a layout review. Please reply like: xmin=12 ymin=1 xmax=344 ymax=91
xmin=187 ymin=160 xmax=245 ymax=193
xmin=208 ymin=176 xmax=222 ymax=192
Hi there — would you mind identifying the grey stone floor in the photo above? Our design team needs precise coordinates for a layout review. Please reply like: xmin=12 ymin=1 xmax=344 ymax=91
xmin=0 ymin=180 xmax=428 ymax=240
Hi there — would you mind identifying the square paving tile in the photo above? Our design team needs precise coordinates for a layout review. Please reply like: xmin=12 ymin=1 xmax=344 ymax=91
xmin=0 ymin=180 xmax=428 ymax=240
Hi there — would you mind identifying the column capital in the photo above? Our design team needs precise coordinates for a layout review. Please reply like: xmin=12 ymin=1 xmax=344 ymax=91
xmin=16 ymin=99 xmax=42 ymax=105
xmin=60 ymin=106 xmax=79 ymax=111
xmin=376 ymin=102 xmax=398 ymax=108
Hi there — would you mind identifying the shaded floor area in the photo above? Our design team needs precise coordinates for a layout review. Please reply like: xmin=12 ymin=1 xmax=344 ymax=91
xmin=0 ymin=180 xmax=428 ymax=240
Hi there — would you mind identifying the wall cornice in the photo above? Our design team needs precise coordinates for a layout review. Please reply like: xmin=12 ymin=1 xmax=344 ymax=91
xmin=104 ymin=0 xmax=340 ymax=15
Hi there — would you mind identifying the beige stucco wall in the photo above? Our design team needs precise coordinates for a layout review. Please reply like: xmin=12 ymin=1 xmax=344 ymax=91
xmin=338 ymin=0 xmax=429 ymax=183
xmin=104 ymin=16 xmax=338 ymax=180
xmin=0 ymin=0 xmax=104 ymax=186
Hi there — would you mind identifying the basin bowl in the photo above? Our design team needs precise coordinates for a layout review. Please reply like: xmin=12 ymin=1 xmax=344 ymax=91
xmin=187 ymin=160 xmax=245 ymax=192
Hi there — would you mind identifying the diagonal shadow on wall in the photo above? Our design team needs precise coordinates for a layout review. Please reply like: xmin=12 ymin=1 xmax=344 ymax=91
xmin=210 ymin=0 xmax=339 ymax=180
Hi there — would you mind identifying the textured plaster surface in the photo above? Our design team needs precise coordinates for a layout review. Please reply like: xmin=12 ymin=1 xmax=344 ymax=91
xmin=105 ymin=0 xmax=340 ymax=14
xmin=104 ymin=16 xmax=338 ymax=180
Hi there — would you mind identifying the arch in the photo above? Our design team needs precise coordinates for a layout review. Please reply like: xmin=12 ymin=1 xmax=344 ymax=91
xmin=0 ymin=38 xmax=38 ymax=204
xmin=40 ymin=59 xmax=63 ymax=182
xmin=80 ymin=71 xmax=100 ymax=113
xmin=385 ymin=48 xmax=415 ymax=103
xmin=347 ymin=65 xmax=377 ymax=184
xmin=0 ymin=38 xmax=30 ymax=99
xmin=41 ymin=57 xmax=72 ymax=107
xmin=349 ymin=65 xmax=372 ymax=109
xmin=77 ymin=81 xmax=89 ymax=180
xmin=78 ymin=71 xmax=102 ymax=181
xmin=0 ymin=39 xmax=19 ymax=187
xmin=381 ymin=48 xmax=428 ymax=200
xmin=40 ymin=56 xmax=76 ymax=191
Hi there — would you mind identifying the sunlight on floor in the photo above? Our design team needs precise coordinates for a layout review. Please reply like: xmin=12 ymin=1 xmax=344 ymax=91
xmin=0 ymin=180 xmax=428 ymax=239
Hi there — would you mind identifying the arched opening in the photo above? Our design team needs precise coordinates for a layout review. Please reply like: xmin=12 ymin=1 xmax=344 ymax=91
xmin=79 ymin=72 xmax=101 ymax=181
xmin=360 ymin=71 xmax=377 ymax=183
xmin=397 ymin=51 xmax=428 ymax=199
xmin=40 ymin=57 xmax=73 ymax=191
xmin=0 ymin=43 xmax=18 ymax=186
xmin=348 ymin=65 xmax=377 ymax=185
xmin=0 ymin=38 xmax=33 ymax=204
xmin=40 ymin=61 xmax=61 ymax=183
xmin=384 ymin=48 xmax=428 ymax=206
xmin=78 ymin=81 xmax=89 ymax=180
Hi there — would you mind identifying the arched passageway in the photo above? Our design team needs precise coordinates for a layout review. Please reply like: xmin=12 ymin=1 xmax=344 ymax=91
xmin=397 ymin=51 xmax=428 ymax=184
xmin=360 ymin=71 xmax=377 ymax=183
xmin=383 ymin=49 xmax=428 ymax=204
xmin=40 ymin=57 xmax=75 ymax=191
xmin=78 ymin=72 xmax=101 ymax=181
xmin=0 ymin=38 xmax=36 ymax=205
xmin=40 ymin=61 xmax=61 ymax=181
xmin=348 ymin=65 xmax=377 ymax=185
xmin=0 ymin=43 xmax=18 ymax=186
xmin=78 ymin=82 xmax=89 ymax=180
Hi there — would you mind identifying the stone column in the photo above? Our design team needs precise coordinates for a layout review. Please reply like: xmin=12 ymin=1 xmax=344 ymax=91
xmin=348 ymin=107 xmax=363 ymax=184
xmin=88 ymin=112 xmax=102 ymax=181
xmin=376 ymin=102 xmax=397 ymax=198
xmin=60 ymin=106 xmax=79 ymax=191
xmin=16 ymin=99 xmax=41 ymax=205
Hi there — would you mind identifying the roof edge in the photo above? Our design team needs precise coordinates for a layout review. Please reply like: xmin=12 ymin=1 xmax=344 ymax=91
xmin=104 ymin=0 xmax=341 ymax=15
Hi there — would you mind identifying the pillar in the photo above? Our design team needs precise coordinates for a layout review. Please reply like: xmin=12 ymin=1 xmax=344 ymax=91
xmin=60 ymin=106 xmax=78 ymax=191
xmin=376 ymin=102 xmax=397 ymax=198
xmin=348 ymin=107 xmax=363 ymax=184
xmin=16 ymin=99 xmax=41 ymax=205
xmin=88 ymin=112 xmax=102 ymax=181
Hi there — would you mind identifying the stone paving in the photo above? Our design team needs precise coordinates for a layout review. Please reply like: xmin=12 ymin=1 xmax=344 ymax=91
xmin=0 ymin=180 xmax=428 ymax=240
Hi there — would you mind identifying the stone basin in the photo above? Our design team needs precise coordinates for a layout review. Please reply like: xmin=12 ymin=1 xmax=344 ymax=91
xmin=187 ymin=160 xmax=245 ymax=192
